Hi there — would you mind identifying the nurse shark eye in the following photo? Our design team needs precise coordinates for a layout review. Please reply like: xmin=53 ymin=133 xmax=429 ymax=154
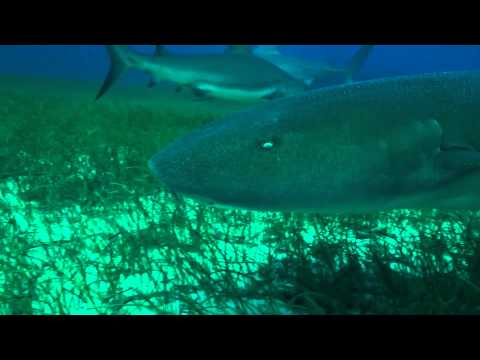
xmin=257 ymin=138 xmax=280 ymax=151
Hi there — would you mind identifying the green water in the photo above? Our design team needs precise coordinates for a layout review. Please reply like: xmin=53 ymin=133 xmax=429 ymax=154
xmin=1 ymin=76 xmax=480 ymax=315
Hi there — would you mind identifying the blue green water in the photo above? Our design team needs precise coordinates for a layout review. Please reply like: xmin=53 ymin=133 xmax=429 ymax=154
xmin=2 ymin=45 xmax=480 ymax=83
xmin=1 ymin=45 xmax=480 ymax=315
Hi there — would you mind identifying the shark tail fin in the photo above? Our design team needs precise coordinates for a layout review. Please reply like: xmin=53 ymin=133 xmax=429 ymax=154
xmin=344 ymin=45 xmax=375 ymax=83
xmin=96 ymin=45 xmax=132 ymax=100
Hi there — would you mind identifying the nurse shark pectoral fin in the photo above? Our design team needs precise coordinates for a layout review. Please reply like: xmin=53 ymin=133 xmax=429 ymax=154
xmin=413 ymin=118 xmax=480 ymax=184
xmin=434 ymin=146 xmax=480 ymax=184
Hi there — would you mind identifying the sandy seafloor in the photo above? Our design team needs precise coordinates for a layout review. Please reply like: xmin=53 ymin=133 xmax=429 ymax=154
xmin=1 ymin=75 xmax=480 ymax=315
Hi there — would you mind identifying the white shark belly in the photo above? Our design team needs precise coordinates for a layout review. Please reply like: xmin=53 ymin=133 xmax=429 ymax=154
xmin=196 ymin=83 xmax=276 ymax=101
xmin=146 ymin=64 xmax=227 ymax=85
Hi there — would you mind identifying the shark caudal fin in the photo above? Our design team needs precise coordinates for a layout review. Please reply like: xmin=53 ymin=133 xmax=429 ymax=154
xmin=344 ymin=45 xmax=375 ymax=83
xmin=96 ymin=45 xmax=134 ymax=100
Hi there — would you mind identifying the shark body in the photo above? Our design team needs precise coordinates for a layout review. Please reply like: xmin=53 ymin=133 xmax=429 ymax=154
xmin=149 ymin=71 xmax=480 ymax=214
xmin=96 ymin=45 xmax=306 ymax=102
xmin=253 ymin=45 xmax=375 ymax=87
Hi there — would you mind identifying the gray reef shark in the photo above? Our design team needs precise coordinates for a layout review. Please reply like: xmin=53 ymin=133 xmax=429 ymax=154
xmin=253 ymin=45 xmax=375 ymax=87
xmin=149 ymin=71 xmax=480 ymax=214
xmin=95 ymin=45 xmax=306 ymax=102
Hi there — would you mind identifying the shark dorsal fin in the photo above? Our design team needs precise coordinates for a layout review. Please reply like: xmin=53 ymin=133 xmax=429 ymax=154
xmin=344 ymin=45 xmax=375 ymax=83
xmin=225 ymin=45 xmax=253 ymax=56
xmin=254 ymin=45 xmax=280 ymax=56
xmin=154 ymin=45 xmax=169 ymax=57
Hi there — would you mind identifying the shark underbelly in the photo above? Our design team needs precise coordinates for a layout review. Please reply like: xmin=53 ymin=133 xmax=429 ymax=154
xmin=148 ymin=65 xmax=227 ymax=85
xmin=195 ymin=83 xmax=278 ymax=101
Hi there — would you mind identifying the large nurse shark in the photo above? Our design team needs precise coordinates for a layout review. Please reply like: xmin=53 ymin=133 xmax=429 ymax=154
xmin=149 ymin=71 xmax=480 ymax=214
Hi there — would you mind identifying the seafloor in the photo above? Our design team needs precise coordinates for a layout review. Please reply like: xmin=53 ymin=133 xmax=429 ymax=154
xmin=1 ymin=75 xmax=480 ymax=315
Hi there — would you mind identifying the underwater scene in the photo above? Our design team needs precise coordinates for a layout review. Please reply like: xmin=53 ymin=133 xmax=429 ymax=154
xmin=1 ymin=45 xmax=480 ymax=315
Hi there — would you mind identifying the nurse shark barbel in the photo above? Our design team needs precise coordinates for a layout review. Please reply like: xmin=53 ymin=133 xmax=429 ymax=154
xmin=149 ymin=71 xmax=480 ymax=214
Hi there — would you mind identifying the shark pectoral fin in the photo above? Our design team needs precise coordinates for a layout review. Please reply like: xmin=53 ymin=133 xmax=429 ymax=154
xmin=435 ymin=146 xmax=480 ymax=183
xmin=192 ymin=87 xmax=211 ymax=98
xmin=405 ymin=118 xmax=480 ymax=183
xmin=262 ymin=90 xmax=284 ymax=100
xmin=190 ymin=86 xmax=214 ymax=101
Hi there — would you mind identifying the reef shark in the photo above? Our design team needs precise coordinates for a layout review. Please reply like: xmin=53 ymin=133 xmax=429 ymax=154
xmin=149 ymin=71 xmax=480 ymax=214
xmin=253 ymin=45 xmax=375 ymax=87
xmin=95 ymin=45 xmax=305 ymax=102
